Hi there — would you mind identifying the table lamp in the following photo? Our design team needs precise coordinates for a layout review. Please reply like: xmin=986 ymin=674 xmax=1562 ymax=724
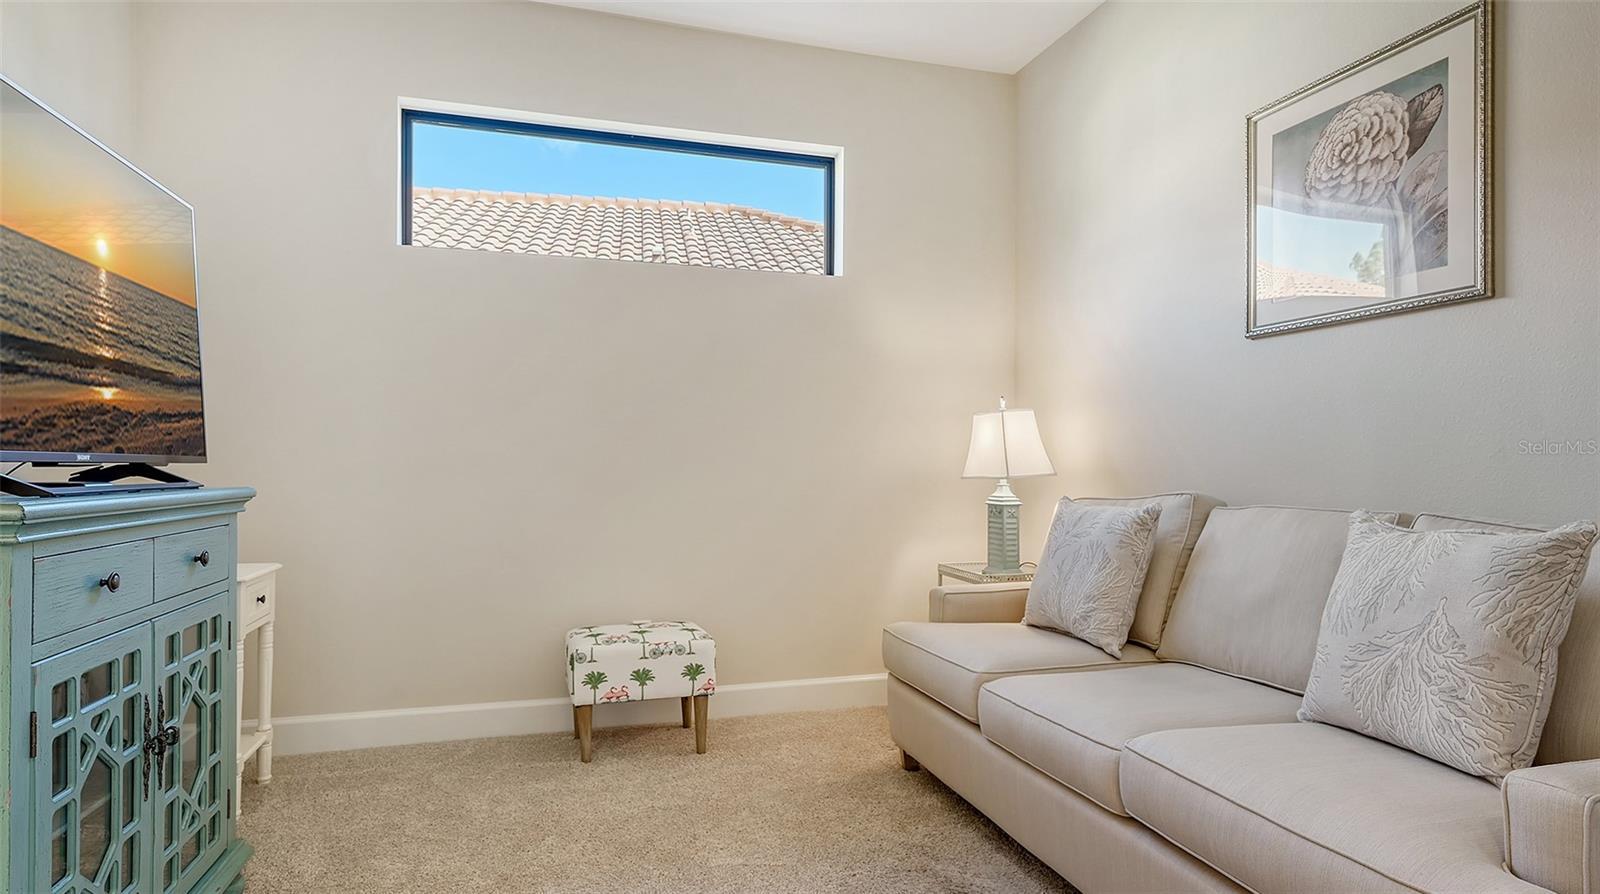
xmin=962 ymin=397 xmax=1056 ymax=574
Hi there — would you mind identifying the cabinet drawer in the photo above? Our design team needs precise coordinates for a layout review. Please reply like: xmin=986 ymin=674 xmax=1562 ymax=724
xmin=34 ymin=540 xmax=155 ymax=641
xmin=240 ymin=575 xmax=274 ymax=627
xmin=154 ymin=526 xmax=230 ymax=600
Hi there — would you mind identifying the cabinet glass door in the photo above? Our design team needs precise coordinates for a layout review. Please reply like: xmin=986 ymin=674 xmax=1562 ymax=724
xmin=151 ymin=593 xmax=233 ymax=894
xmin=32 ymin=625 xmax=154 ymax=894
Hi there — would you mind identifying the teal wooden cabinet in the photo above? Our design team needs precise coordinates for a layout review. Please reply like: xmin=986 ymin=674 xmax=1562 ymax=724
xmin=2 ymin=488 xmax=255 ymax=894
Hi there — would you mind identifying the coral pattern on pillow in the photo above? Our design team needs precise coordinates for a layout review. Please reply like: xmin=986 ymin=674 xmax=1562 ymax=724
xmin=1024 ymin=499 xmax=1163 ymax=657
xmin=1299 ymin=511 xmax=1598 ymax=781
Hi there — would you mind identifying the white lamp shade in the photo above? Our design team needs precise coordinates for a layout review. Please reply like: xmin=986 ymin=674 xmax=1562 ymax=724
xmin=962 ymin=408 xmax=1055 ymax=479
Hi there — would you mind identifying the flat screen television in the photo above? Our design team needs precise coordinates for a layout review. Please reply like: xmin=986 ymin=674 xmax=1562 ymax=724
xmin=0 ymin=75 xmax=206 ymax=471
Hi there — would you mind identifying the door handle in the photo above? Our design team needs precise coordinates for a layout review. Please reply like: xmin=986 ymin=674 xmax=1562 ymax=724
xmin=142 ymin=688 xmax=181 ymax=799
xmin=142 ymin=699 xmax=155 ymax=800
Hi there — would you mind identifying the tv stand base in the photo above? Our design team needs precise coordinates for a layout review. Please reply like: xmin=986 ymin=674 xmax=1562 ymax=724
xmin=0 ymin=463 xmax=202 ymax=498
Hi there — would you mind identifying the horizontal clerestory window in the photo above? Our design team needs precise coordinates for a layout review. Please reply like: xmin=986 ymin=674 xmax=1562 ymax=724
xmin=400 ymin=106 xmax=839 ymax=275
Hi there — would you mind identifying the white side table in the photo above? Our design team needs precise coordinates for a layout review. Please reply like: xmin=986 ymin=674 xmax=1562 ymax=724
xmin=236 ymin=562 xmax=280 ymax=815
xmin=936 ymin=562 xmax=1035 ymax=586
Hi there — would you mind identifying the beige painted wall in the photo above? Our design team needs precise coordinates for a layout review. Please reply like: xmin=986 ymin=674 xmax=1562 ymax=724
xmin=1014 ymin=0 xmax=1600 ymax=547
xmin=10 ymin=0 xmax=1598 ymax=725
xmin=118 ymin=1 xmax=1015 ymax=717
xmin=0 ymin=1 xmax=140 ymax=148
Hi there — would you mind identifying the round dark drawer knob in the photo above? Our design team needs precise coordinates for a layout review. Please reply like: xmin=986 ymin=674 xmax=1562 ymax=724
xmin=255 ymin=594 xmax=267 ymax=605
xmin=100 ymin=572 xmax=122 ymax=593
xmin=194 ymin=550 xmax=210 ymax=567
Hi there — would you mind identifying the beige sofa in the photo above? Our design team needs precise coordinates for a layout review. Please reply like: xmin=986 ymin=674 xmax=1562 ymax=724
xmin=884 ymin=498 xmax=1600 ymax=894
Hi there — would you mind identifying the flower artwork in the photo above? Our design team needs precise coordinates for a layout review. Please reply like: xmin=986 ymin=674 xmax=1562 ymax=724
xmin=1247 ymin=2 xmax=1491 ymax=337
xmin=1288 ymin=61 xmax=1448 ymax=283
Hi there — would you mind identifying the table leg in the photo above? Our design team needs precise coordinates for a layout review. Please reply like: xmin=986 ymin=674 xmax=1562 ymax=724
xmin=256 ymin=619 xmax=274 ymax=783
xmin=235 ymin=624 xmax=246 ymax=817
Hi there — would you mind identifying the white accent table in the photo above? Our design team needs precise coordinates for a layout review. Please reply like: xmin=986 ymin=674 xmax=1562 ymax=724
xmin=236 ymin=562 xmax=280 ymax=815
xmin=936 ymin=561 xmax=1035 ymax=586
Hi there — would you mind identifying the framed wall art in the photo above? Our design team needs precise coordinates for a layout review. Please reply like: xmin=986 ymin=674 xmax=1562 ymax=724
xmin=1246 ymin=0 xmax=1493 ymax=338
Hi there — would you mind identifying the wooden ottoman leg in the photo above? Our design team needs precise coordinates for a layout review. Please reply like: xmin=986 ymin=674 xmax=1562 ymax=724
xmin=573 ymin=706 xmax=581 ymax=739
xmin=900 ymin=749 xmax=920 ymax=772
xmin=576 ymin=705 xmax=594 ymax=763
xmin=693 ymin=695 xmax=709 ymax=754
xmin=681 ymin=696 xmax=693 ymax=728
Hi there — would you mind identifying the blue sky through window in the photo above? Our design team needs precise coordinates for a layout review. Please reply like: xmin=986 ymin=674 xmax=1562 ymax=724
xmin=411 ymin=122 xmax=827 ymax=223
xmin=1256 ymin=205 xmax=1385 ymax=280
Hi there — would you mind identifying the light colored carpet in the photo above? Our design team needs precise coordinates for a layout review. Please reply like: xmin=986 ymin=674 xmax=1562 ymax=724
xmin=238 ymin=706 xmax=1076 ymax=893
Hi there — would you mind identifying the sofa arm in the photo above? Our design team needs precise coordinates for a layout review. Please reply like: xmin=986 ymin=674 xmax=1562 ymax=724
xmin=927 ymin=582 xmax=1029 ymax=623
xmin=1504 ymin=759 xmax=1600 ymax=894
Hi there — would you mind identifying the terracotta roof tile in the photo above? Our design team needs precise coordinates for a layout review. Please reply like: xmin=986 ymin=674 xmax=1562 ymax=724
xmin=1255 ymin=262 xmax=1386 ymax=302
xmin=411 ymin=188 xmax=827 ymax=275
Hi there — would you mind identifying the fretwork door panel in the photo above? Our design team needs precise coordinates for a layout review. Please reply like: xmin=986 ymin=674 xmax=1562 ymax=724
xmin=32 ymin=625 xmax=154 ymax=894
xmin=151 ymin=593 xmax=233 ymax=894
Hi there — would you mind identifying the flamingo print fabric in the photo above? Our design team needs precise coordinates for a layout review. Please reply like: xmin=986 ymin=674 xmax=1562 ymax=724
xmin=1299 ymin=512 xmax=1597 ymax=781
xmin=565 ymin=620 xmax=716 ymax=708
xmin=1023 ymin=499 xmax=1163 ymax=658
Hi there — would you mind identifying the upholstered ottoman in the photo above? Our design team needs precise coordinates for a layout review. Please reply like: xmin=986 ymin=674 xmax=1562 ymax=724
xmin=565 ymin=620 xmax=716 ymax=762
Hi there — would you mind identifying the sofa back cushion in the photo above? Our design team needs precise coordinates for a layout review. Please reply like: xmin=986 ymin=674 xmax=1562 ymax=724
xmin=1071 ymin=493 xmax=1224 ymax=648
xmin=1413 ymin=513 xmax=1600 ymax=765
xmin=1157 ymin=506 xmax=1397 ymax=693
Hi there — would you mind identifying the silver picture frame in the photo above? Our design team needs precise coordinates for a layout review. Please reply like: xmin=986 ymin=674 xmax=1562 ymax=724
xmin=1245 ymin=0 xmax=1494 ymax=338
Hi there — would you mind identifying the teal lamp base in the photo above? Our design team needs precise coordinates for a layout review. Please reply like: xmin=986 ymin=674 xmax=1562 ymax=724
xmin=983 ymin=478 xmax=1024 ymax=574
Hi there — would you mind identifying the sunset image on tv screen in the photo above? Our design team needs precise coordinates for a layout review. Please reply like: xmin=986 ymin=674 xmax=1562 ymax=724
xmin=0 ymin=80 xmax=206 ymax=459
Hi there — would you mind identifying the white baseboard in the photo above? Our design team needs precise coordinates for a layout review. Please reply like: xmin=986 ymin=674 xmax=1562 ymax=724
xmin=264 ymin=672 xmax=888 ymax=756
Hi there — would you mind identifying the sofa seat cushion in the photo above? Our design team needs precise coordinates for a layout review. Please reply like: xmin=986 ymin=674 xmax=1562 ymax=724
xmin=978 ymin=664 xmax=1302 ymax=815
xmin=882 ymin=622 xmax=1155 ymax=723
xmin=1121 ymin=723 xmax=1544 ymax=893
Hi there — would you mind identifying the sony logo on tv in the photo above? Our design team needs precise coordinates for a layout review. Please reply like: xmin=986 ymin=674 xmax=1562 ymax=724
xmin=76 ymin=454 xmax=93 ymax=461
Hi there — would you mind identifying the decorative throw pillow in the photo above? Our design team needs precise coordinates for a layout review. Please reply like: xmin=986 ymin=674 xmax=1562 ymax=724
xmin=1024 ymin=499 xmax=1163 ymax=658
xmin=1299 ymin=511 xmax=1598 ymax=781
